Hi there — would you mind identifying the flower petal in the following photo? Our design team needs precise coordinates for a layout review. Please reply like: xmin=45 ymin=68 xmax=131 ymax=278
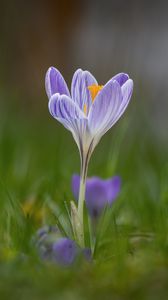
xmin=71 ymin=69 xmax=97 ymax=111
xmin=111 ymin=73 xmax=129 ymax=87
xmin=72 ymin=175 xmax=107 ymax=217
xmin=85 ymin=176 xmax=121 ymax=217
xmin=106 ymin=176 xmax=121 ymax=204
xmin=52 ymin=238 xmax=78 ymax=266
xmin=71 ymin=174 xmax=121 ymax=218
xmin=48 ymin=94 xmax=87 ymax=148
xmin=85 ymin=177 xmax=108 ymax=218
xmin=110 ymin=79 xmax=133 ymax=127
xmin=45 ymin=67 xmax=70 ymax=99
xmin=121 ymin=79 xmax=133 ymax=108
xmin=88 ymin=80 xmax=122 ymax=135
xmin=49 ymin=93 xmax=85 ymax=122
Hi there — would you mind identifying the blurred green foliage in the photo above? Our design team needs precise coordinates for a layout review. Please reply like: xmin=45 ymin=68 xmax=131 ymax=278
xmin=0 ymin=100 xmax=168 ymax=300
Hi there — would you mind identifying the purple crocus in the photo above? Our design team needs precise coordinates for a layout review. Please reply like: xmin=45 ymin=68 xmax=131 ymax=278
xmin=52 ymin=238 xmax=78 ymax=266
xmin=52 ymin=238 xmax=91 ymax=265
xmin=45 ymin=67 xmax=133 ymax=246
xmin=36 ymin=226 xmax=91 ymax=265
xmin=46 ymin=68 xmax=133 ymax=159
xmin=72 ymin=175 xmax=121 ymax=218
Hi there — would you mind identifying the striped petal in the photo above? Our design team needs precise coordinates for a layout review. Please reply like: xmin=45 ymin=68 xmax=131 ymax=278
xmin=48 ymin=93 xmax=87 ymax=147
xmin=109 ymin=79 xmax=133 ymax=128
xmin=49 ymin=94 xmax=85 ymax=121
xmin=45 ymin=67 xmax=70 ymax=99
xmin=71 ymin=69 xmax=97 ymax=111
xmin=111 ymin=73 xmax=129 ymax=86
xmin=88 ymin=80 xmax=122 ymax=136
xmin=121 ymin=79 xmax=133 ymax=108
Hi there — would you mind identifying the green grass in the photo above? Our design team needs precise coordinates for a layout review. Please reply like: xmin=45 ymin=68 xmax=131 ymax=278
xmin=0 ymin=103 xmax=168 ymax=300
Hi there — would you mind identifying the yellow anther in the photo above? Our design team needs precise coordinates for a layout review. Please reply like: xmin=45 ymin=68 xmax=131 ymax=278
xmin=88 ymin=84 xmax=103 ymax=102
xmin=83 ymin=103 xmax=87 ymax=115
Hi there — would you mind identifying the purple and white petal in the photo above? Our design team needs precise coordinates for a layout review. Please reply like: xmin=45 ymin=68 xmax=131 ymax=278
xmin=48 ymin=93 xmax=85 ymax=123
xmin=109 ymin=79 xmax=133 ymax=128
xmin=88 ymin=80 xmax=122 ymax=135
xmin=48 ymin=94 xmax=88 ymax=147
xmin=48 ymin=94 xmax=74 ymax=132
xmin=71 ymin=69 xmax=97 ymax=111
xmin=121 ymin=79 xmax=133 ymax=108
xmin=111 ymin=73 xmax=129 ymax=87
xmin=45 ymin=67 xmax=70 ymax=99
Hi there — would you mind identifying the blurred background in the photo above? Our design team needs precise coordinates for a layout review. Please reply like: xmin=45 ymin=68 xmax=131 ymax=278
xmin=0 ymin=0 xmax=168 ymax=137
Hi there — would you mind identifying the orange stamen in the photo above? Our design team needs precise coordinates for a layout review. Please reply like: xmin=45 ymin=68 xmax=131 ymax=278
xmin=83 ymin=103 xmax=87 ymax=115
xmin=88 ymin=84 xmax=103 ymax=102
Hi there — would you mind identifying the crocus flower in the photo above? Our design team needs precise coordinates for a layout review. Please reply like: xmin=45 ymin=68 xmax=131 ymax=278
xmin=72 ymin=175 xmax=121 ymax=218
xmin=36 ymin=227 xmax=91 ymax=265
xmin=46 ymin=67 xmax=133 ymax=161
xmin=45 ymin=67 xmax=133 ymax=246
xmin=52 ymin=238 xmax=78 ymax=266
xmin=52 ymin=239 xmax=91 ymax=265
xmin=35 ymin=226 xmax=77 ymax=264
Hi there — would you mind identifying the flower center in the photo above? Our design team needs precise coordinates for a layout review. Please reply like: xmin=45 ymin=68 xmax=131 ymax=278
xmin=88 ymin=84 xmax=103 ymax=102
xmin=83 ymin=85 xmax=103 ymax=115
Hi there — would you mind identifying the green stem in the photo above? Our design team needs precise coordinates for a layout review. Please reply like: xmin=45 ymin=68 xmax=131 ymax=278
xmin=77 ymin=155 xmax=88 ymax=247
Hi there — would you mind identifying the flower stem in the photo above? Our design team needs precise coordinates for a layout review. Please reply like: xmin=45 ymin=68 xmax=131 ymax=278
xmin=77 ymin=155 xmax=88 ymax=247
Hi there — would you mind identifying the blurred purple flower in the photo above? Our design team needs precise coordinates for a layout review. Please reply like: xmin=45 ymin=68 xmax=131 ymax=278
xmin=52 ymin=238 xmax=78 ymax=266
xmin=36 ymin=227 xmax=92 ymax=265
xmin=45 ymin=67 xmax=133 ymax=158
xmin=72 ymin=175 xmax=121 ymax=218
